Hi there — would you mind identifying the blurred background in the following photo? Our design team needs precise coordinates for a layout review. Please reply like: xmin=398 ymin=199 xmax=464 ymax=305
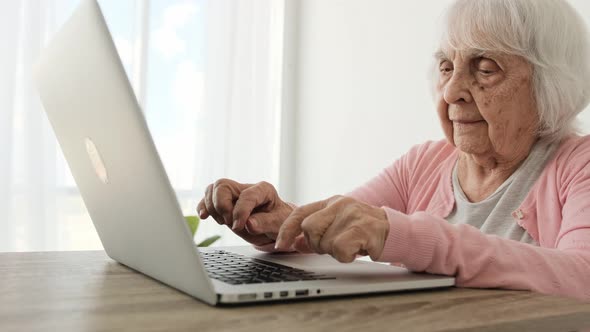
xmin=1 ymin=0 xmax=590 ymax=252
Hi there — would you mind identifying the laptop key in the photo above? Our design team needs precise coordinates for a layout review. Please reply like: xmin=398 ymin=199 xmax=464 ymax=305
xmin=201 ymin=250 xmax=336 ymax=285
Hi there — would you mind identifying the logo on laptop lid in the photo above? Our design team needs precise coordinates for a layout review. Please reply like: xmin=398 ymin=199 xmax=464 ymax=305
xmin=85 ymin=137 xmax=109 ymax=184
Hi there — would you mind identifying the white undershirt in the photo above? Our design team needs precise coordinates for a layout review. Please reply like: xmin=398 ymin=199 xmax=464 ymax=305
xmin=445 ymin=139 xmax=559 ymax=245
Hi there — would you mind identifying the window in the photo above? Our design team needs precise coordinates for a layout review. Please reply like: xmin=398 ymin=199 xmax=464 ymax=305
xmin=0 ymin=0 xmax=285 ymax=251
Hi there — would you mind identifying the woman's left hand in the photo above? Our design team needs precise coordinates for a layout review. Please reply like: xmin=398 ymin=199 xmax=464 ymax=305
xmin=275 ymin=196 xmax=390 ymax=262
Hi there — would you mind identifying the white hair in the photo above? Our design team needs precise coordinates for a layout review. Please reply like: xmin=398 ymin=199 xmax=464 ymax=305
xmin=435 ymin=0 xmax=590 ymax=142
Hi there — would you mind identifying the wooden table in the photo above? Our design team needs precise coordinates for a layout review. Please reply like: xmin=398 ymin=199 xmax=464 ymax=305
xmin=1 ymin=251 xmax=589 ymax=332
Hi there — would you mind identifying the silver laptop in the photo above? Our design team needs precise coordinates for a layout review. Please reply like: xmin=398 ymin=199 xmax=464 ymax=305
xmin=33 ymin=0 xmax=455 ymax=305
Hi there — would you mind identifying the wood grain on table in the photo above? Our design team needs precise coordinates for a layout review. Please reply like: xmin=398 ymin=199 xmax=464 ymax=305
xmin=1 ymin=251 xmax=589 ymax=332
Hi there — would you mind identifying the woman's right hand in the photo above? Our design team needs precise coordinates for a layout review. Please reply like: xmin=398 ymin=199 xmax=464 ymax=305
xmin=196 ymin=179 xmax=293 ymax=246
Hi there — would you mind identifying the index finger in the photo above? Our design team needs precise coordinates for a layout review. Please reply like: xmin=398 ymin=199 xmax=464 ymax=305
xmin=196 ymin=184 xmax=213 ymax=219
xmin=275 ymin=199 xmax=327 ymax=250
xmin=232 ymin=182 xmax=274 ymax=231
xmin=211 ymin=179 xmax=246 ymax=225
xmin=196 ymin=198 xmax=209 ymax=219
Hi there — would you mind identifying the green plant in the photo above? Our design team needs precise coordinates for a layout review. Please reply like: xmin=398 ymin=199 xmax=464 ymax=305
xmin=184 ymin=215 xmax=221 ymax=247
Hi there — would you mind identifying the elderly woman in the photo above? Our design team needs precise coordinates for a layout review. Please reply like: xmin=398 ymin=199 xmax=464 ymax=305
xmin=197 ymin=0 xmax=590 ymax=300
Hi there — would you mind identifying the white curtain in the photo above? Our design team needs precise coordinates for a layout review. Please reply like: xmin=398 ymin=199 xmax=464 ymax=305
xmin=0 ymin=0 xmax=285 ymax=252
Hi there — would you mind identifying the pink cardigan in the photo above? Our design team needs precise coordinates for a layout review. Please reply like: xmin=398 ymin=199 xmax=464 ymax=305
xmin=348 ymin=136 xmax=590 ymax=300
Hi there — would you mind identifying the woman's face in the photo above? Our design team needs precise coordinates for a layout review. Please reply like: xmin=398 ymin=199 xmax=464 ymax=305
xmin=435 ymin=48 xmax=539 ymax=162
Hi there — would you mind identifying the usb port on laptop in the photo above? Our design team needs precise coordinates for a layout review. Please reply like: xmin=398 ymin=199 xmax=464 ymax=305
xmin=295 ymin=289 xmax=309 ymax=297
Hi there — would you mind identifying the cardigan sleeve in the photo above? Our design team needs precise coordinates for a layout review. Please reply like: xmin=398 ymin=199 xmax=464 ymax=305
xmin=378 ymin=208 xmax=590 ymax=300
xmin=346 ymin=144 xmax=421 ymax=213
xmin=346 ymin=140 xmax=455 ymax=214
xmin=377 ymin=152 xmax=590 ymax=300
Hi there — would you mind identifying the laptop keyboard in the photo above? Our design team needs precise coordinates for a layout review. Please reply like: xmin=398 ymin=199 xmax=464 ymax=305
xmin=200 ymin=250 xmax=336 ymax=285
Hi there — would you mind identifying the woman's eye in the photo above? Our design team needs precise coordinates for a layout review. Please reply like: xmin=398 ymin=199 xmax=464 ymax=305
xmin=476 ymin=59 xmax=499 ymax=76
xmin=478 ymin=69 xmax=495 ymax=75
xmin=439 ymin=61 xmax=453 ymax=74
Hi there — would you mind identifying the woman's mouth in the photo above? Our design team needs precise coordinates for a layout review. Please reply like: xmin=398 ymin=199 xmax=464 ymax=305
xmin=452 ymin=120 xmax=485 ymax=125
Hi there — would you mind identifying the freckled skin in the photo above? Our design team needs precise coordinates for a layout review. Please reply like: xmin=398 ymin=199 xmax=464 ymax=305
xmin=435 ymin=50 xmax=539 ymax=202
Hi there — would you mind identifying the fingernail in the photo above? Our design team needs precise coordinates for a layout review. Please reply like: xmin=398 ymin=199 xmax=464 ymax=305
xmin=232 ymin=220 xmax=239 ymax=230
xmin=274 ymin=239 xmax=282 ymax=250
xmin=198 ymin=209 xmax=206 ymax=218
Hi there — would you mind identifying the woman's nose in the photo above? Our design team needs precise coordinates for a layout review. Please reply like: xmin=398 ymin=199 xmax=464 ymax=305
xmin=443 ymin=71 xmax=473 ymax=105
